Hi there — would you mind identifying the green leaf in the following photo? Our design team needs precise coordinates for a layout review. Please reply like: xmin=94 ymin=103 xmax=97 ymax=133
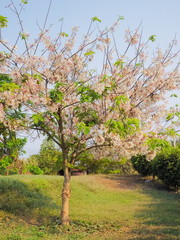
xmin=19 ymin=32 xmax=29 ymax=40
xmin=175 ymin=112 xmax=180 ymax=118
xmin=32 ymin=74 xmax=43 ymax=82
xmin=0 ymin=82 xmax=20 ymax=93
xmin=0 ymin=74 xmax=12 ymax=85
xmin=0 ymin=16 xmax=8 ymax=28
xmin=6 ymin=109 xmax=26 ymax=120
xmin=118 ymin=15 xmax=124 ymax=20
xmin=146 ymin=138 xmax=171 ymax=150
xmin=49 ymin=89 xmax=64 ymax=103
xmin=149 ymin=35 xmax=157 ymax=42
xmin=92 ymin=16 xmax=102 ymax=23
xmin=106 ymin=118 xmax=140 ymax=138
xmin=163 ymin=128 xmax=180 ymax=137
xmin=114 ymin=95 xmax=129 ymax=105
xmin=135 ymin=63 xmax=142 ymax=67
xmin=166 ymin=113 xmax=174 ymax=121
xmin=84 ymin=51 xmax=95 ymax=56
xmin=75 ymin=107 xmax=99 ymax=126
xmin=114 ymin=60 xmax=125 ymax=69
xmin=170 ymin=94 xmax=178 ymax=97
xmin=60 ymin=32 xmax=69 ymax=37
xmin=126 ymin=118 xmax=140 ymax=129
xmin=32 ymin=114 xmax=44 ymax=125
xmin=76 ymin=122 xmax=90 ymax=135
xmin=21 ymin=0 xmax=28 ymax=4
xmin=77 ymin=84 xmax=101 ymax=103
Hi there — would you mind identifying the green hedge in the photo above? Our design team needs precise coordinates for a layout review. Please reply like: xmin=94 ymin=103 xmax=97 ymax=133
xmin=153 ymin=148 xmax=180 ymax=191
xmin=131 ymin=147 xmax=180 ymax=191
xmin=131 ymin=155 xmax=153 ymax=176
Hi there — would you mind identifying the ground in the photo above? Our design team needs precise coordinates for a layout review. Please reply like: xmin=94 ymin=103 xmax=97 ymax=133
xmin=96 ymin=174 xmax=169 ymax=191
xmin=0 ymin=174 xmax=179 ymax=240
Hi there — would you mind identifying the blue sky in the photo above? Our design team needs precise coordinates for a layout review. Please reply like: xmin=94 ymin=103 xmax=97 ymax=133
xmin=1 ymin=0 xmax=180 ymax=157
xmin=1 ymin=0 xmax=180 ymax=48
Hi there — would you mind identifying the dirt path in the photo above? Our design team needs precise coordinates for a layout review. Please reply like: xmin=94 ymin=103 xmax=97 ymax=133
xmin=95 ymin=174 xmax=168 ymax=191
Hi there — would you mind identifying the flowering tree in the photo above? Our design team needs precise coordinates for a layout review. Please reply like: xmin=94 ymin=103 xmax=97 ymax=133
xmin=0 ymin=1 xmax=180 ymax=224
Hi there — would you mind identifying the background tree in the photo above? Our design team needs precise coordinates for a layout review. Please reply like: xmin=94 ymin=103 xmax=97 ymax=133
xmin=26 ymin=138 xmax=63 ymax=174
xmin=0 ymin=74 xmax=27 ymax=175
xmin=0 ymin=1 xmax=180 ymax=224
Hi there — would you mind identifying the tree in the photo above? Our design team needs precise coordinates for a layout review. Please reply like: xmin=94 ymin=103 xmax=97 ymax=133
xmin=0 ymin=124 xmax=26 ymax=175
xmin=0 ymin=1 xmax=180 ymax=224
xmin=0 ymin=74 xmax=27 ymax=175
xmin=26 ymin=138 xmax=63 ymax=174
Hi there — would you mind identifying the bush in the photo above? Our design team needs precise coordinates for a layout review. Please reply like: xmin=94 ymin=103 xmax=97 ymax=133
xmin=153 ymin=147 xmax=180 ymax=191
xmin=28 ymin=165 xmax=44 ymax=175
xmin=131 ymin=155 xmax=153 ymax=176
xmin=79 ymin=153 xmax=133 ymax=174
xmin=9 ymin=168 xmax=19 ymax=175
xmin=0 ymin=156 xmax=13 ymax=175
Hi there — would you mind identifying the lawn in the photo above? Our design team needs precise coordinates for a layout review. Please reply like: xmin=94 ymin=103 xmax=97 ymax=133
xmin=0 ymin=174 xmax=179 ymax=240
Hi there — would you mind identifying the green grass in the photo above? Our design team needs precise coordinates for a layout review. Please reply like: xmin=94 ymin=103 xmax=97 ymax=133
xmin=0 ymin=175 xmax=179 ymax=240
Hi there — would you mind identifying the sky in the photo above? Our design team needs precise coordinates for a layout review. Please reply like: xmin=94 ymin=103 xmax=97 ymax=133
xmin=0 ymin=0 xmax=180 ymax=157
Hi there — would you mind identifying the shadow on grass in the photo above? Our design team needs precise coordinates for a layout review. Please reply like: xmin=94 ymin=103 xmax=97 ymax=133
xmin=0 ymin=177 xmax=59 ymax=225
xmin=133 ymin=190 xmax=180 ymax=240
xmin=104 ymin=174 xmax=169 ymax=191
xmin=105 ymin=174 xmax=180 ymax=240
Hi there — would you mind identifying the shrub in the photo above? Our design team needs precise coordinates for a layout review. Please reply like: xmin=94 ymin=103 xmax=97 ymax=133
xmin=131 ymin=155 xmax=153 ymax=176
xmin=9 ymin=168 xmax=19 ymax=175
xmin=0 ymin=156 xmax=13 ymax=175
xmin=79 ymin=154 xmax=133 ymax=174
xmin=153 ymin=147 xmax=180 ymax=191
xmin=28 ymin=165 xmax=44 ymax=175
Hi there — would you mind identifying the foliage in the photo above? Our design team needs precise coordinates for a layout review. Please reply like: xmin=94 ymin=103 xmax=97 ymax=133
xmin=0 ymin=15 xmax=8 ymax=28
xmin=149 ymin=35 xmax=157 ymax=42
xmin=153 ymin=147 xmax=180 ymax=190
xmin=27 ymin=165 xmax=44 ymax=175
xmin=131 ymin=155 xmax=153 ymax=176
xmin=131 ymin=146 xmax=180 ymax=191
xmin=26 ymin=139 xmax=63 ymax=174
xmin=78 ymin=152 xmax=133 ymax=174
xmin=106 ymin=118 xmax=140 ymax=138
xmin=21 ymin=0 xmax=28 ymax=4
xmin=146 ymin=138 xmax=171 ymax=150
xmin=0 ymin=125 xmax=27 ymax=175
xmin=91 ymin=16 xmax=102 ymax=22
xmin=0 ymin=73 xmax=27 ymax=175
xmin=0 ymin=156 xmax=13 ymax=175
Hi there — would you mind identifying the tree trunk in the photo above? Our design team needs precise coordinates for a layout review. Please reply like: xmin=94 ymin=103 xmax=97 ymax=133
xmin=61 ymin=165 xmax=71 ymax=225
xmin=58 ymin=108 xmax=71 ymax=225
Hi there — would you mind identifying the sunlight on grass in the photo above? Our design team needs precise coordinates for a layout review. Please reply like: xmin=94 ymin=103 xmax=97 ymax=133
xmin=0 ymin=175 xmax=179 ymax=240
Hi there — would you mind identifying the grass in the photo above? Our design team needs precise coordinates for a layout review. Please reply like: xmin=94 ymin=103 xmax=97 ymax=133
xmin=0 ymin=174 xmax=179 ymax=240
